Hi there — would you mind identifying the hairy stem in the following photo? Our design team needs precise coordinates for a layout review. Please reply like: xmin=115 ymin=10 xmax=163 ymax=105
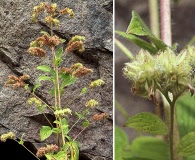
xmin=149 ymin=0 xmax=160 ymax=38
xmin=160 ymin=0 xmax=172 ymax=46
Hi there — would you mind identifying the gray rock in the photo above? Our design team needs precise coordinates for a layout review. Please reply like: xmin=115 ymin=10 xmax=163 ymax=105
xmin=0 ymin=0 xmax=113 ymax=159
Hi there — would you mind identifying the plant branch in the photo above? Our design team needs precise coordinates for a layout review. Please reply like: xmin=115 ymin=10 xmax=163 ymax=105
xmin=15 ymin=140 xmax=40 ymax=160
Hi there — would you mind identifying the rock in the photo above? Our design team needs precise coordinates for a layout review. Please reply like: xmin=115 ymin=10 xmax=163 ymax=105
xmin=0 ymin=0 xmax=113 ymax=159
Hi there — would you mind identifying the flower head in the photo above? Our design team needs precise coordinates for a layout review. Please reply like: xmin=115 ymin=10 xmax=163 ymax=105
xmin=5 ymin=75 xmax=30 ymax=89
xmin=1 ymin=132 xmax=16 ymax=142
xmin=123 ymin=48 xmax=194 ymax=100
xmin=89 ymin=79 xmax=105 ymax=88
xmin=85 ymin=99 xmax=99 ymax=108
xmin=36 ymin=144 xmax=59 ymax=158
xmin=54 ymin=108 xmax=72 ymax=118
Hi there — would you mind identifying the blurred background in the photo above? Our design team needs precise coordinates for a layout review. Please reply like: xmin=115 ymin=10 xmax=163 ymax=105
xmin=115 ymin=0 xmax=195 ymax=140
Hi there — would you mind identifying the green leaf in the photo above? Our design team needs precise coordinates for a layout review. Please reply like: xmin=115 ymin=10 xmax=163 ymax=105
xmin=61 ymin=118 xmax=69 ymax=135
xmin=53 ymin=120 xmax=60 ymax=125
xmin=80 ymin=87 xmax=88 ymax=95
xmin=61 ymin=38 xmax=66 ymax=43
xmin=40 ymin=30 xmax=50 ymax=36
xmin=130 ymin=136 xmax=169 ymax=160
xmin=45 ymin=154 xmax=53 ymax=160
xmin=126 ymin=11 xmax=152 ymax=36
xmin=125 ymin=10 xmax=167 ymax=52
xmin=18 ymin=133 xmax=25 ymax=145
xmin=37 ymin=65 xmax=51 ymax=73
xmin=115 ymin=38 xmax=134 ymax=60
xmin=32 ymin=83 xmax=41 ymax=93
xmin=56 ymin=47 xmax=63 ymax=58
xmin=177 ymin=132 xmax=195 ymax=156
xmin=116 ymin=30 xmax=158 ymax=54
xmin=40 ymin=126 xmax=53 ymax=141
xmin=55 ymin=151 xmax=68 ymax=160
xmin=65 ymin=135 xmax=73 ymax=142
xmin=53 ymin=58 xmax=63 ymax=66
xmin=67 ymin=141 xmax=79 ymax=160
xmin=115 ymin=126 xmax=130 ymax=160
xmin=52 ymin=128 xmax=61 ymax=134
xmin=60 ymin=74 xmax=77 ymax=88
xmin=176 ymin=92 xmax=195 ymax=138
xmin=124 ymin=112 xmax=168 ymax=135
xmin=82 ymin=119 xmax=90 ymax=127
xmin=75 ymin=112 xmax=85 ymax=119
xmin=38 ymin=75 xmax=53 ymax=81
xmin=24 ymin=84 xmax=29 ymax=91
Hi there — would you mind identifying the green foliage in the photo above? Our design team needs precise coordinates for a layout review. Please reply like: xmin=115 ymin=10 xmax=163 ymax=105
xmin=124 ymin=112 xmax=168 ymax=135
xmin=60 ymin=73 xmax=77 ymax=88
xmin=177 ymin=132 xmax=195 ymax=156
xmin=38 ymin=75 xmax=53 ymax=82
xmin=176 ymin=92 xmax=195 ymax=138
xmin=40 ymin=126 xmax=53 ymax=141
xmin=115 ymin=126 xmax=130 ymax=160
xmin=67 ymin=141 xmax=79 ymax=160
xmin=126 ymin=11 xmax=167 ymax=51
xmin=37 ymin=65 xmax=52 ymax=73
xmin=128 ymin=136 xmax=170 ymax=160
xmin=116 ymin=11 xmax=168 ymax=55
xmin=32 ymin=83 xmax=42 ymax=93
xmin=116 ymin=6 xmax=195 ymax=160
xmin=115 ymin=30 xmax=158 ymax=54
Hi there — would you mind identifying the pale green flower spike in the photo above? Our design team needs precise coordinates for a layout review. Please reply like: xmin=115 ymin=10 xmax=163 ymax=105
xmin=85 ymin=99 xmax=99 ymax=108
xmin=89 ymin=79 xmax=105 ymax=88
xmin=27 ymin=97 xmax=42 ymax=107
xmin=1 ymin=132 xmax=16 ymax=142
xmin=54 ymin=108 xmax=72 ymax=118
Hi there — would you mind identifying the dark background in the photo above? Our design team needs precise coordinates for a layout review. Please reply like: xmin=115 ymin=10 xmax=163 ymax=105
xmin=115 ymin=0 xmax=195 ymax=140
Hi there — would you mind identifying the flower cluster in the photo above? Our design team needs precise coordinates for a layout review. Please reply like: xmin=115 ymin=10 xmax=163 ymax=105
xmin=27 ymin=97 xmax=42 ymax=108
xmin=54 ymin=108 xmax=72 ymax=118
xmin=30 ymin=34 xmax=63 ymax=48
xmin=89 ymin=79 xmax=105 ymax=88
xmin=4 ymin=75 xmax=30 ymax=89
xmin=123 ymin=47 xmax=195 ymax=101
xmin=60 ymin=63 xmax=93 ymax=78
xmin=85 ymin=99 xmax=99 ymax=108
xmin=36 ymin=144 xmax=59 ymax=158
xmin=92 ymin=113 xmax=108 ymax=121
xmin=65 ymin=35 xmax=85 ymax=53
xmin=32 ymin=2 xmax=74 ymax=24
xmin=0 ymin=132 xmax=16 ymax=142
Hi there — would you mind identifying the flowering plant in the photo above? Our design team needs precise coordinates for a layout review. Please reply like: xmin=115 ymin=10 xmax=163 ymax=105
xmin=1 ymin=2 xmax=106 ymax=160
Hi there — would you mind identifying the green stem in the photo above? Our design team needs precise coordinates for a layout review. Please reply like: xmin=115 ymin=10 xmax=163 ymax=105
xmin=73 ymin=127 xmax=87 ymax=141
xmin=115 ymin=99 xmax=129 ymax=119
xmin=16 ymin=140 xmax=40 ymax=160
xmin=52 ymin=46 xmax=65 ymax=146
xmin=149 ymin=0 xmax=160 ymax=38
xmin=67 ymin=118 xmax=81 ymax=134
xmin=170 ymin=101 xmax=175 ymax=160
